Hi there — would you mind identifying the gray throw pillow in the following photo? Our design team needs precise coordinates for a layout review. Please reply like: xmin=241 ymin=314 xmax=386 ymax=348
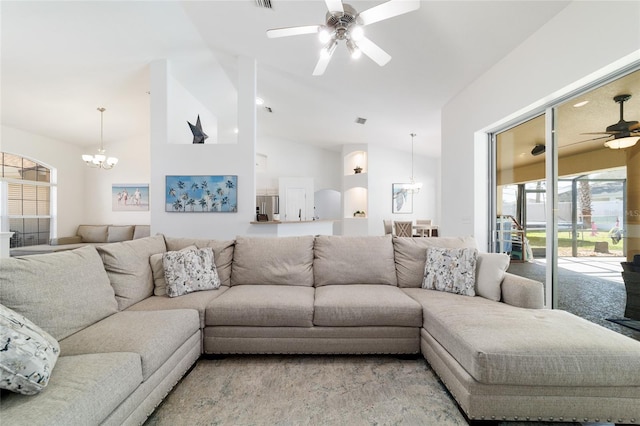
xmin=422 ymin=247 xmax=478 ymax=296
xmin=0 ymin=304 xmax=60 ymax=395
xmin=163 ymin=247 xmax=220 ymax=297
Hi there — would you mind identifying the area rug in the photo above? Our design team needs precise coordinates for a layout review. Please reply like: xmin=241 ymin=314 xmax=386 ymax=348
xmin=144 ymin=355 xmax=584 ymax=426
xmin=607 ymin=318 xmax=640 ymax=333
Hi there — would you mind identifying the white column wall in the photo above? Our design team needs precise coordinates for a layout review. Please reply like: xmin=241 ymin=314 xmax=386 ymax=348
xmin=150 ymin=57 xmax=256 ymax=240
xmin=441 ymin=1 xmax=640 ymax=249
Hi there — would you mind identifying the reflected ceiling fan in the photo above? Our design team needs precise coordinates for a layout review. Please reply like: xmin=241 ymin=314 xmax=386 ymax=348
xmin=581 ymin=94 xmax=640 ymax=149
xmin=266 ymin=0 xmax=420 ymax=76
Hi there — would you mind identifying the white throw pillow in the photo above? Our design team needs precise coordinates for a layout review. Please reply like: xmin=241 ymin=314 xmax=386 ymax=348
xmin=0 ymin=304 xmax=60 ymax=395
xmin=150 ymin=245 xmax=197 ymax=296
xmin=422 ymin=247 xmax=478 ymax=296
xmin=475 ymin=252 xmax=510 ymax=301
xmin=163 ymin=247 xmax=220 ymax=298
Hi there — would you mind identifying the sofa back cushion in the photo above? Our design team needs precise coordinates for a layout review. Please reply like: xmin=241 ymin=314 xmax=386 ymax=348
xmin=133 ymin=225 xmax=151 ymax=239
xmin=0 ymin=245 xmax=118 ymax=341
xmin=165 ymin=237 xmax=235 ymax=286
xmin=231 ymin=236 xmax=314 ymax=286
xmin=393 ymin=236 xmax=478 ymax=288
xmin=77 ymin=225 xmax=109 ymax=243
xmin=97 ymin=235 xmax=167 ymax=310
xmin=313 ymin=235 xmax=397 ymax=286
xmin=107 ymin=225 xmax=135 ymax=243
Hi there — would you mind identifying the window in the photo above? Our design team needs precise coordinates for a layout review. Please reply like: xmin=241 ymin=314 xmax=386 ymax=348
xmin=0 ymin=152 xmax=54 ymax=248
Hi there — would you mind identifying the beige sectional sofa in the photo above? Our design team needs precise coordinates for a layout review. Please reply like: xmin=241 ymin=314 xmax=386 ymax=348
xmin=9 ymin=224 xmax=150 ymax=256
xmin=1 ymin=234 xmax=639 ymax=425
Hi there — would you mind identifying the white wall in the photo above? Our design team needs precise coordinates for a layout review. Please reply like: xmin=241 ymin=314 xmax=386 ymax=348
xmin=368 ymin=144 xmax=438 ymax=235
xmin=256 ymin=136 xmax=341 ymax=194
xmin=1 ymin=125 xmax=85 ymax=238
xmin=150 ymin=57 xmax=256 ymax=240
xmin=441 ymin=1 xmax=640 ymax=249
xmin=82 ymin=132 xmax=151 ymax=225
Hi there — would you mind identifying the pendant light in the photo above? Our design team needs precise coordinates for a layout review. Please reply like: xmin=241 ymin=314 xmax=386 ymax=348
xmin=82 ymin=107 xmax=118 ymax=169
xmin=407 ymin=133 xmax=422 ymax=193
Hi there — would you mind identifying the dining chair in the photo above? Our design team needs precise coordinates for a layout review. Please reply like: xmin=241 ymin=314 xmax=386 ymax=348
xmin=416 ymin=219 xmax=432 ymax=237
xmin=383 ymin=219 xmax=393 ymax=235
xmin=394 ymin=221 xmax=413 ymax=237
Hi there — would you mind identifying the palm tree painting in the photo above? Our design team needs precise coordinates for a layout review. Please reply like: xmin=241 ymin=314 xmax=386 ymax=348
xmin=165 ymin=175 xmax=238 ymax=213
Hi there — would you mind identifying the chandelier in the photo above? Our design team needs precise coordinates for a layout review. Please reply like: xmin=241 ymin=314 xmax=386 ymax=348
xmin=82 ymin=107 xmax=118 ymax=170
xmin=407 ymin=133 xmax=422 ymax=194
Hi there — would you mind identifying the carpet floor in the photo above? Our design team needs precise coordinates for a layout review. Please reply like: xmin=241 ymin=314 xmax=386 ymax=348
xmin=144 ymin=355 xmax=598 ymax=426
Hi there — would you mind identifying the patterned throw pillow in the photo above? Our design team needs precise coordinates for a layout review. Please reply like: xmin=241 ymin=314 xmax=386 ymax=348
xmin=422 ymin=247 xmax=478 ymax=296
xmin=163 ymin=247 xmax=220 ymax=298
xmin=0 ymin=304 xmax=60 ymax=395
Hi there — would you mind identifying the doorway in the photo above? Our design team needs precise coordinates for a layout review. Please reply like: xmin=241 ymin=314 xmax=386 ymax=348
xmin=492 ymin=68 xmax=640 ymax=340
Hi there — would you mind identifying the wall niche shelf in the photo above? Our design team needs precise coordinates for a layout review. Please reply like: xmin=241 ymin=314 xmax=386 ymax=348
xmin=342 ymin=145 xmax=369 ymax=235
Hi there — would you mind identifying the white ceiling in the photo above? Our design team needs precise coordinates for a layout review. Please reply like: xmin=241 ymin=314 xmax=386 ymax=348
xmin=1 ymin=0 xmax=571 ymax=157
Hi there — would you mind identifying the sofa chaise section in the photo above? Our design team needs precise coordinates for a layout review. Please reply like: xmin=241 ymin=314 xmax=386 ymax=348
xmin=404 ymin=285 xmax=640 ymax=423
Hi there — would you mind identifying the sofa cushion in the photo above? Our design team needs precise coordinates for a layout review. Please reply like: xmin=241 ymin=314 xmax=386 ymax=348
xmin=163 ymin=247 xmax=221 ymax=297
xmin=127 ymin=287 xmax=228 ymax=329
xmin=231 ymin=236 xmax=314 ymax=286
xmin=403 ymin=288 xmax=640 ymax=387
xmin=107 ymin=225 xmax=135 ymax=243
xmin=150 ymin=245 xmax=197 ymax=296
xmin=97 ymin=235 xmax=167 ymax=310
xmin=475 ymin=252 xmax=510 ymax=301
xmin=206 ymin=285 xmax=315 ymax=327
xmin=165 ymin=237 xmax=235 ymax=286
xmin=77 ymin=224 xmax=109 ymax=243
xmin=313 ymin=284 xmax=422 ymax=327
xmin=60 ymin=309 xmax=199 ymax=381
xmin=0 ymin=352 xmax=142 ymax=426
xmin=423 ymin=247 xmax=477 ymax=296
xmin=393 ymin=236 xmax=478 ymax=288
xmin=132 ymin=224 xmax=151 ymax=239
xmin=0 ymin=245 xmax=118 ymax=341
xmin=0 ymin=304 xmax=60 ymax=395
xmin=314 ymin=236 xmax=397 ymax=286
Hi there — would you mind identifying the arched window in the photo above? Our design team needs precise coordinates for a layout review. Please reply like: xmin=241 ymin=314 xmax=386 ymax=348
xmin=0 ymin=152 xmax=55 ymax=248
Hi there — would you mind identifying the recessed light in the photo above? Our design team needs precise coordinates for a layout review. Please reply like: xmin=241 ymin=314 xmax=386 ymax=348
xmin=573 ymin=100 xmax=589 ymax=108
xmin=255 ymin=97 xmax=265 ymax=106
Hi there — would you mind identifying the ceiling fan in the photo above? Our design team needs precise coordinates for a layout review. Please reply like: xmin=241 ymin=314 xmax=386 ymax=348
xmin=266 ymin=0 xmax=420 ymax=76
xmin=581 ymin=94 xmax=640 ymax=149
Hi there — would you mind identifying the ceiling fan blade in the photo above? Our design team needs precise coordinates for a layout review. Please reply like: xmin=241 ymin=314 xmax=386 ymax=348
xmin=562 ymin=135 xmax=612 ymax=147
xmin=267 ymin=25 xmax=320 ymax=39
xmin=630 ymin=122 xmax=640 ymax=131
xmin=580 ymin=132 xmax=617 ymax=135
xmin=358 ymin=0 xmax=420 ymax=26
xmin=324 ymin=0 xmax=343 ymax=13
xmin=357 ymin=37 xmax=391 ymax=66
xmin=313 ymin=49 xmax=335 ymax=76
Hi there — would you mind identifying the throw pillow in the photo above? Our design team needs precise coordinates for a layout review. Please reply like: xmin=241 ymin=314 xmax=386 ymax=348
xmin=150 ymin=245 xmax=197 ymax=296
xmin=422 ymin=247 xmax=478 ymax=296
xmin=475 ymin=252 xmax=510 ymax=301
xmin=0 ymin=304 xmax=60 ymax=395
xmin=163 ymin=247 xmax=220 ymax=297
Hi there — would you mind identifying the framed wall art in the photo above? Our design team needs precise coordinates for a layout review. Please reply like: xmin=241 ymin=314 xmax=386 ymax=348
xmin=112 ymin=184 xmax=149 ymax=211
xmin=392 ymin=183 xmax=413 ymax=214
xmin=165 ymin=175 xmax=237 ymax=212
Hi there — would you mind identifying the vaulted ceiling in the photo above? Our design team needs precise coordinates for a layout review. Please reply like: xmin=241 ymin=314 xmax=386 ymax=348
xmin=1 ymin=1 xmax=572 ymax=157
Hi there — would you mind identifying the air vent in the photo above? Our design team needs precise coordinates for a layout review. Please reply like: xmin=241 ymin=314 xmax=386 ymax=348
xmin=255 ymin=0 xmax=273 ymax=9
xmin=355 ymin=117 xmax=367 ymax=125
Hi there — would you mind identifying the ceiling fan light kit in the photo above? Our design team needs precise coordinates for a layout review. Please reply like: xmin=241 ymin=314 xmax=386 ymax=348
xmin=581 ymin=93 xmax=640 ymax=150
xmin=266 ymin=0 xmax=420 ymax=75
